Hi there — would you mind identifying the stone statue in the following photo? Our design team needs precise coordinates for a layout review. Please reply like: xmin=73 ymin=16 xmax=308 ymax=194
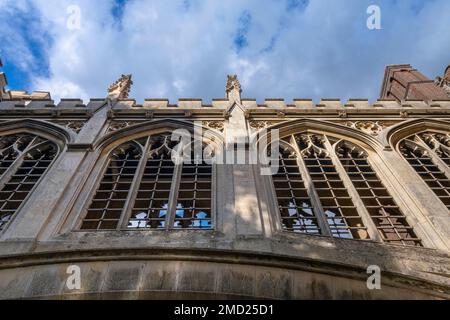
xmin=435 ymin=65 xmax=450 ymax=96
xmin=226 ymin=74 xmax=242 ymax=103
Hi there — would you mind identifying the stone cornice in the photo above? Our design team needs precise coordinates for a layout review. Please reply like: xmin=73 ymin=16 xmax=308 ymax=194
xmin=0 ymin=247 xmax=448 ymax=297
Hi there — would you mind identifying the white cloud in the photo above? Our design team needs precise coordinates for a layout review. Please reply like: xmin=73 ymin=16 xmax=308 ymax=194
xmin=1 ymin=0 xmax=449 ymax=103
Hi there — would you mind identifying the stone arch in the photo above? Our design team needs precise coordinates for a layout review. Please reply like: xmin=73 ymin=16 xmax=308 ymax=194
xmin=0 ymin=118 xmax=72 ymax=150
xmin=257 ymin=118 xmax=384 ymax=154
xmin=386 ymin=118 xmax=450 ymax=150
xmin=93 ymin=119 xmax=224 ymax=158
xmin=68 ymin=119 xmax=218 ymax=232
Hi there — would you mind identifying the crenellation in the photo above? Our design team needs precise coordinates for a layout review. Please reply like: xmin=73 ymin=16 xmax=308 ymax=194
xmin=57 ymin=99 xmax=85 ymax=109
xmin=112 ymin=99 xmax=136 ymax=109
xmin=318 ymin=99 xmax=342 ymax=108
xmin=402 ymin=100 xmax=429 ymax=108
xmin=241 ymin=99 xmax=258 ymax=108
xmin=86 ymin=99 xmax=108 ymax=111
xmin=6 ymin=90 xmax=51 ymax=101
xmin=211 ymin=99 xmax=228 ymax=109
xmin=372 ymin=99 xmax=401 ymax=109
xmin=27 ymin=100 xmax=56 ymax=109
xmin=0 ymin=100 xmax=19 ymax=109
xmin=346 ymin=99 xmax=370 ymax=109
xmin=143 ymin=99 xmax=169 ymax=108
xmin=293 ymin=99 xmax=314 ymax=108
xmin=0 ymin=98 xmax=450 ymax=113
xmin=431 ymin=100 xmax=450 ymax=108
xmin=178 ymin=99 xmax=202 ymax=109
xmin=264 ymin=99 xmax=286 ymax=108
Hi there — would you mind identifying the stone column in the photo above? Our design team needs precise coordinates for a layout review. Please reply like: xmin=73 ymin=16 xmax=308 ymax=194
xmin=223 ymin=76 xmax=265 ymax=238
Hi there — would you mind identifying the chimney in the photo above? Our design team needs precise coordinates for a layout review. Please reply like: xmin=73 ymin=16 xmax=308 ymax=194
xmin=380 ymin=64 xmax=449 ymax=102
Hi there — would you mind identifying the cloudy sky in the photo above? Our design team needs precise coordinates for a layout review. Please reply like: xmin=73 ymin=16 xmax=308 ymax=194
xmin=0 ymin=0 xmax=449 ymax=103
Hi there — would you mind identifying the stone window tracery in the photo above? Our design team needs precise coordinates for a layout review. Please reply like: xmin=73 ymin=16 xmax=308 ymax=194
xmin=399 ymin=132 xmax=450 ymax=211
xmin=337 ymin=141 xmax=421 ymax=245
xmin=272 ymin=132 xmax=421 ymax=246
xmin=274 ymin=145 xmax=320 ymax=234
xmin=80 ymin=133 xmax=213 ymax=231
xmin=0 ymin=134 xmax=58 ymax=232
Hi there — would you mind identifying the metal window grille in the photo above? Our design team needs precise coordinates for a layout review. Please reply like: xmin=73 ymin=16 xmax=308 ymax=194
xmin=81 ymin=134 xmax=213 ymax=231
xmin=400 ymin=137 xmax=450 ymax=210
xmin=295 ymin=134 xmax=366 ymax=239
xmin=273 ymin=146 xmax=320 ymax=234
xmin=174 ymin=145 xmax=213 ymax=230
xmin=128 ymin=136 xmax=175 ymax=229
xmin=418 ymin=132 xmax=450 ymax=166
xmin=81 ymin=143 xmax=142 ymax=230
xmin=0 ymin=134 xmax=58 ymax=231
xmin=338 ymin=142 xmax=421 ymax=246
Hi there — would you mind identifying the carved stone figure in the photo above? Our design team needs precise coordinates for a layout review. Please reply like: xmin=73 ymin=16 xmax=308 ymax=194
xmin=226 ymin=74 xmax=242 ymax=103
xmin=434 ymin=65 xmax=450 ymax=96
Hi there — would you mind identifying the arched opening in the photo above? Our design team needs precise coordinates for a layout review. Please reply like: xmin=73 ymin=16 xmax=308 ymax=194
xmin=0 ymin=133 xmax=59 ymax=232
xmin=79 ymin=131 xmax=215 ymax=231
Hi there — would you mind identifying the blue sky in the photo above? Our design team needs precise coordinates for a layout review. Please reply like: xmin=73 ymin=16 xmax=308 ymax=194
xmin=0 ymin=0 xmax=449 ymax=103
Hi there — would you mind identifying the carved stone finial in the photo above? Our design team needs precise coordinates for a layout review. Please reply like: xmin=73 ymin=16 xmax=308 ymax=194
xmin=0 ymin=59 xmax=10 ymax=101
xmin=108 ymin=74 xmax=133 ymax=100
xmin=226 ymin=74 xmax=242 ymax=103
xmin=435 ymin=65 xmax=450 ymax=96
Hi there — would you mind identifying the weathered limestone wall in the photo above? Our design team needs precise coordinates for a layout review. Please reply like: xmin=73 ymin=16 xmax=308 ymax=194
xmin=0 ymin=95 xmax=450 ymax=299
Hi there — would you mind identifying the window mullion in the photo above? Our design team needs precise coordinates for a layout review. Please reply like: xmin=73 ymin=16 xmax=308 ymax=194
xmin=323 ymin=137 xmax=381 ymax=242
xmin=416 ymin=135 xmax=450 ymax=180
xmin=166 ymin=161 xmax=183 ymax=230
xmin=118 ymin=137 xmax=151 ymax=230
xmin=0 ymin=152 xmax=25 ymax=192
xmin=290 ymin=135 xmax=332 ymax=236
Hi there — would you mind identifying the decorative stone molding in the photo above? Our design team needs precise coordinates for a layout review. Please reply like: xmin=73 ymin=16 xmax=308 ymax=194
xmin=295 ymin=133 xmax=330 ymax=157
xmin=51 ymin=120 xmax=86 ymax=134
xmin=203 ymin=121 xmax=224 ymax=132
xmin=417 ymin=132 xmax=450 ymax=157
xmin=400 ymin=110 xmax=409 ymax=118
xmin=338 ymin=110 xmax=348 ymax=118
xmin=248 ymin=120 xmax=282 ymax=131
xmin=344 ymin=120 xmax=398 ymax=136
xmin=107 ymin=120 xmax=142 ymax=133
xmin=435 ymin=65 xmax=450 ymax=96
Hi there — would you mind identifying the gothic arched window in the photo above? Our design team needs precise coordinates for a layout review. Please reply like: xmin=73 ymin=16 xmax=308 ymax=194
xmin=0 ymin=134 xmax=59 ymax=232
xmin=271 ymin=133 xmax=421 ymax=246
xmin=80 ymin=133 xmax=213 ymax=231
xmin=337 ymin=141 xmax=420 ymax=246
xmin=399 ymin=132 xmax=450 ymax=210
xmin=274 ymin=145 xmax=320 ymax=234
xmin=81 ymin=140 xmax=143 ymax=230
